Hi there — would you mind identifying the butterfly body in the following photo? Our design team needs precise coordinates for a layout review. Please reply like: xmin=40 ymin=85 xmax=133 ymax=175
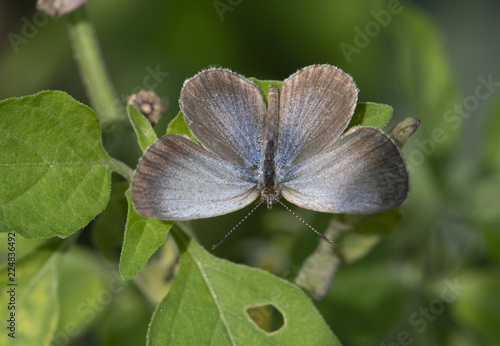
xmin=259 ymin=84 xmax=280 ymax=209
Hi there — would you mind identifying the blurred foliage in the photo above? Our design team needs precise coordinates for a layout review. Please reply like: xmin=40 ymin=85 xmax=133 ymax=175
xmin=1 ymin=0 xmax=499 ymax=345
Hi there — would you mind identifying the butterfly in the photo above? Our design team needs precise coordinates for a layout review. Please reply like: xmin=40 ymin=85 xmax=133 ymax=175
xmin=131 ymin=65 xmax=409 ymax=237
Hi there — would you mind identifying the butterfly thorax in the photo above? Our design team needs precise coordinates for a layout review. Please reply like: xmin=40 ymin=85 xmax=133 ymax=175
xmin=259 ymin=135 xmax=281 ymax=209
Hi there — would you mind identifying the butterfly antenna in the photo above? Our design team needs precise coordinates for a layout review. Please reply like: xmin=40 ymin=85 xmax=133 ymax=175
xmin=212 ymin=202 xmax=264 ymax=249
xmin=276 ymin=200 xmax=333 ymax=244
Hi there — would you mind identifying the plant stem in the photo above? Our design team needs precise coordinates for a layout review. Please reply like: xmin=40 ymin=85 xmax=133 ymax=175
xmin=108 ymin=157 xmax=134 ymax=182
xmin=66 ymin=5 xmax=124 ymax=125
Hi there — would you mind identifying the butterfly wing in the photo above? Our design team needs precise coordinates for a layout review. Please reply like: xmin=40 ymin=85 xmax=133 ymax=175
xmin=131 ymin=135 xmax=259 ymax=220
xmin=276 ymin=65 xmax=358 ymax=169
xmin=281 ymin=127 xmax=409 ymax=214
xmin=180 ymin=68 xmax=266 ymax=170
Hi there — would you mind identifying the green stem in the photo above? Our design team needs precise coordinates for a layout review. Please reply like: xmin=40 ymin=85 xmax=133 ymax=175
xmin=108 ymin=157 xmax=134 ymax=182
xmin=66 ymin=5 xmax=124 ymax=125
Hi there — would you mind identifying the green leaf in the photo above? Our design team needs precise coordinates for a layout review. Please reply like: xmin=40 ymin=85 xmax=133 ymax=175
xmin=0 ymin=91 xmax=112 ymax=238
xmin=348 ymin=102 xmax=393 ymax=130
xmin=127 ymin=104 xmax=158 ymax=152
xmin=0 ymin=238 xmax=69 ymax=345
xmin=248 ymin=78 xmax=282 ymax=106
xmin=119 ymin=189 xmax=173 ymax=281
xmin=166 ymin=111 xmax=198 ymax=143
xmin=147 ymin=229 xmax=340 ymax=345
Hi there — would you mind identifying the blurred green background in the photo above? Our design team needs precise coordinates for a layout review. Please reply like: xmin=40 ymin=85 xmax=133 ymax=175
xmin=1 ymin=0 xmax=500 ymax=345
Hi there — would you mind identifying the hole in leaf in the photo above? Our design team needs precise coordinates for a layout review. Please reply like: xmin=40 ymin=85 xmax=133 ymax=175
xmin=246 ymin=304 xmax=284 ymax=333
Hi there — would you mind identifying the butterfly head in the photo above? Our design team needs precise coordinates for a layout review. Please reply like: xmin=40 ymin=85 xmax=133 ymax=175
xmin=261 ymin=187 xmax=280 ymax=210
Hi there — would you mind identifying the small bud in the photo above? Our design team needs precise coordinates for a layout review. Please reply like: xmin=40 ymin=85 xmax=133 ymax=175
xmin=37 ymin=0 xmax=87 ymax=18
xmin=389 ymin=117 xmax=421 ymax=149
xmin=127 ymin=90 xmax=167 ymax=125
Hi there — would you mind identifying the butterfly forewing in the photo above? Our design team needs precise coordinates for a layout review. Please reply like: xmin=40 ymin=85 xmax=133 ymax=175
xmin=179 ymin=69 xmax=266 ymax=169
xmin=276 ymin=65 xmax=358 ymax=170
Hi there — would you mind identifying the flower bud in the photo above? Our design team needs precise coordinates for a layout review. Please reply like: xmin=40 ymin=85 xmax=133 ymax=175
xmin=37 ymin=0 xmax=87 ymax=18
xmin=389 ymin=117 xmax=421 ymax=149
xmin=127 ymin=90 xmax=167 ymax=125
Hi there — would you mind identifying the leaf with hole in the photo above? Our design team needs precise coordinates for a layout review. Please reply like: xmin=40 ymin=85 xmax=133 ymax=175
xmin=147 ymin=229 xmax=340 ymax=345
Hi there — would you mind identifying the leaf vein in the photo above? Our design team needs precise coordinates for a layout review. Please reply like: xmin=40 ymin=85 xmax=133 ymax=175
xmin=192 ymin=257 xmax=237 ymax=345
